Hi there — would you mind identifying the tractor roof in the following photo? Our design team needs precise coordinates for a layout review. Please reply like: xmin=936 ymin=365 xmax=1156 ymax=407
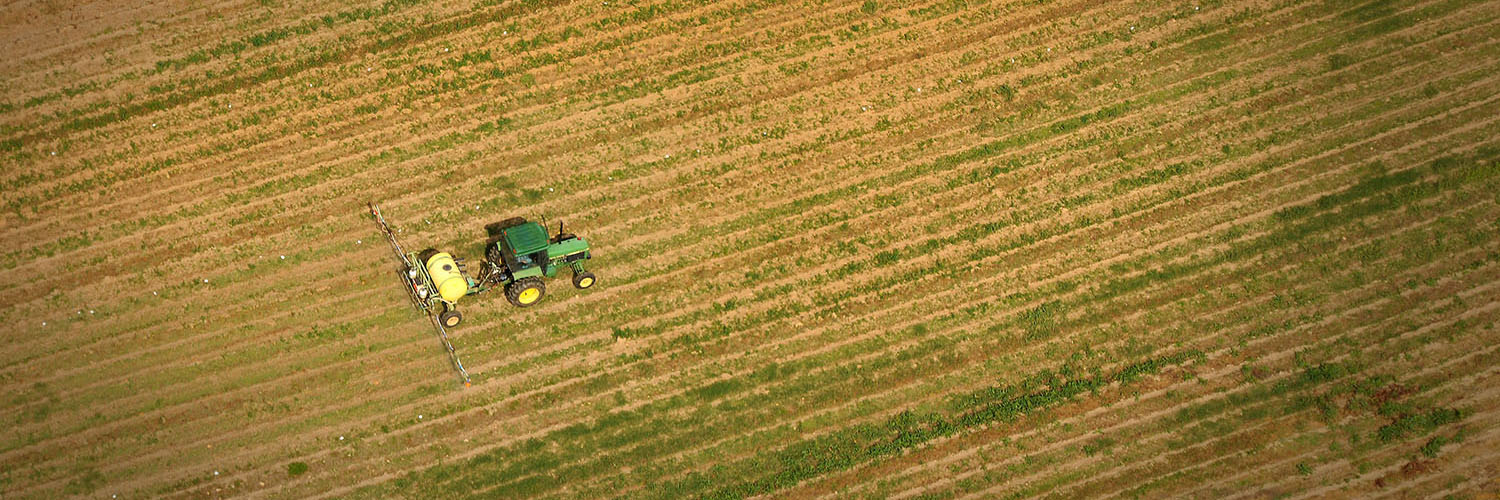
xmin=503 ymin=222 xmax=550 ymax=254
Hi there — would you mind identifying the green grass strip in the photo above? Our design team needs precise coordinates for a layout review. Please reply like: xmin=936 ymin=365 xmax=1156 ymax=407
xmin=661 ymin=351 xmax=1202 ymax=499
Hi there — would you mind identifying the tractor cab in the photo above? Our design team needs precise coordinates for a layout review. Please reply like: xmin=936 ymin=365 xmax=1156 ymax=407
xmin=497 ymin=221 xmax=550 ymax=274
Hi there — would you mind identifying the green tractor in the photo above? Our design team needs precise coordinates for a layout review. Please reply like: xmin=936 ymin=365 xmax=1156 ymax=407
xmin=369 ymin=204 xmax=596 ymax=329
xmin=481 ymin=216 xmax=597 ymax=308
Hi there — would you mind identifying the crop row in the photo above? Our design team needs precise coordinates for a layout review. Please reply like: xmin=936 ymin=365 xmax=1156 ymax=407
xmin=2 ymin=0 xmax=1495 ymax=496
xmin=155 ymin=2 xmax=1500 ymax=495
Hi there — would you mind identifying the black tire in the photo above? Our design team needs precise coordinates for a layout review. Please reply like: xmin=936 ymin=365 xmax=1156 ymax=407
xmin=486 ymin=244 xmax=504 ymax=266
xmin=439 ymin=307 xmax=463 ymax=328
xmin=572 ymin=271 xmax=596 ymax=289
xmin=417 ymin=248 xmax=440 ymax=265
xmin=506 ymin=277 xmax=546 ymax=307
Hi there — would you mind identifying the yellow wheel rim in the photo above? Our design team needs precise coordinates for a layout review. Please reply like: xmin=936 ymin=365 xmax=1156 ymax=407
xmin=518 ymin=288 xmax=540 ymax=304
xmin=579 ymin=277 xmax=594 ymax=288
xmin=445 ymin=316 xmax=460 ymax=326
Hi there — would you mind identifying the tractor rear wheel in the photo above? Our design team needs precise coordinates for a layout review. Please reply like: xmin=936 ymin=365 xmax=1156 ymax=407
xmin=572 ymin=271 xmax=596 ymax=289
xmin=439 ymin=307 xmax=463 ymax=328
xmin=486 ymin=244 xmax=503 ymax=265
xmin=506 ymin=277 xmax=546 ymax=307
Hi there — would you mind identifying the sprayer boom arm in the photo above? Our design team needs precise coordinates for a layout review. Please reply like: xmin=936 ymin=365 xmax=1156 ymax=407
xmin=368 ymin=202 xmax=472 ymax=387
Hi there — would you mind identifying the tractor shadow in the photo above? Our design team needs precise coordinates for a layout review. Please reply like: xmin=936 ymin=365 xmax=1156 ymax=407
xmin=481 ymin=217 xmax=528 ymax=258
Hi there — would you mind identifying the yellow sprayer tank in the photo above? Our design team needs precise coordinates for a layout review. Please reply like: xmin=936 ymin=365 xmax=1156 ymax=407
xmin=425 ymin=252 xmax=469 ymax=303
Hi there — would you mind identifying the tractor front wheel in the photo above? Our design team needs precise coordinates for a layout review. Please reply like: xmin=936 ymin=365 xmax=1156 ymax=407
xmin=439 ymin=307 xmax=463 ymax=328
xmin=572 ymin=271 xmax=596 ymax=289
xmin=506 ymin=278 xmax=546 ymax=307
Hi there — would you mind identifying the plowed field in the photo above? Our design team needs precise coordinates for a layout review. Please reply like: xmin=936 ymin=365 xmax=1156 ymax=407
xmin=3 ymin=0 xmax=1499 ymax=497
